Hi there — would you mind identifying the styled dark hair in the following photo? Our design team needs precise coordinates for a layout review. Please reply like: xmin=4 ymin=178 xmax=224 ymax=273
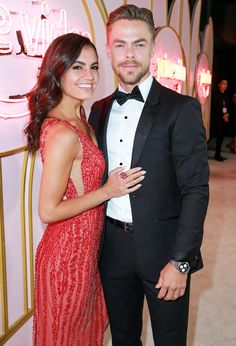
xmin=24 ymin=33 xmax=97 ymax=152
xmin=106 ymin=5 xmax=155 ymax=41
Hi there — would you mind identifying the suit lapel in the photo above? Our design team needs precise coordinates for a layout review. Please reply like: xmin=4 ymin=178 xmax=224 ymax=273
xmin=131 ymin=79 xmax=162 ymax=167
xmin=97 ymin=93 xmax=115 ymax=152
xmin=97 ymin=92 xmax=116 ymax=176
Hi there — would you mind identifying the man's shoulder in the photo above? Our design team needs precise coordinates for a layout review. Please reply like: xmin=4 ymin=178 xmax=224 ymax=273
xmin=89 ymin=92 xmax=115 ymax=124
xmin=157 ymin=82 xmax=199 ymax=107
xmin=92 ymin=92 xmax=114 ymax=109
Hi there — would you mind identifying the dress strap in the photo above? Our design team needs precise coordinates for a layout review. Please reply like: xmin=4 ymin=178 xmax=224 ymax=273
xmin=57 ymin=119 xmax=78 ymax=133
xmin=40 ymin=118 xmax=60 ymax=145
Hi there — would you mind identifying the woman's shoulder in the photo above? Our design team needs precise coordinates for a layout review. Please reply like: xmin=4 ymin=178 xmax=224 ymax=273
xmin=41 ymin=118 xmax=79 ymax=151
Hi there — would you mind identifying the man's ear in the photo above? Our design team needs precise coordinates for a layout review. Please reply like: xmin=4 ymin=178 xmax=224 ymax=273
xmin=106 ymin=43 xmax=111 ymax=59
xmin=151 ymin=43 xmax=155 ymax=58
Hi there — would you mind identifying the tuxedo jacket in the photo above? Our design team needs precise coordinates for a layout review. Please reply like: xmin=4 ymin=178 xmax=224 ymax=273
xmin=89 ymin=78 xmax=209 ymax=280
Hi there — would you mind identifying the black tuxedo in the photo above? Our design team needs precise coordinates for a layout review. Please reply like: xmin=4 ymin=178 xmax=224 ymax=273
xmin=89 ymin=78 xmax=209 ymax=346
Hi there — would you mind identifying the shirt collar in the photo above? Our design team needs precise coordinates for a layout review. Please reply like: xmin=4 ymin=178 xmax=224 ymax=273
xmin=118 ymin=74 xmax=153 ymax=102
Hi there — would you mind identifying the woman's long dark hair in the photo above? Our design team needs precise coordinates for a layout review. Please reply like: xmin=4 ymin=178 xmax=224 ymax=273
xmin=24 ymin=33 xmax=97 ymax=152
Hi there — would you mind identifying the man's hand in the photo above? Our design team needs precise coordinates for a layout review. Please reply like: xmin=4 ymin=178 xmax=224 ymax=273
xmin=155 ymin=262 xmax=188 ymax=301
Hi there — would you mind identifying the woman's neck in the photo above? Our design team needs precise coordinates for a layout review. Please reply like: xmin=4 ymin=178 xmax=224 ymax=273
xmin=48 ymin=100 xmax=82 ymax=121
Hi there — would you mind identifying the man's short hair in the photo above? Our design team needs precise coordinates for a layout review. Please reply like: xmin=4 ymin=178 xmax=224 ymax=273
xmin=106 ymin=5 xmax=155 ymax=41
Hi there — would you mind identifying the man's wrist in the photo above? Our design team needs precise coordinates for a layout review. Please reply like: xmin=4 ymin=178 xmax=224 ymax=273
xmin=170 ymin=260 xmax=191 ymax=275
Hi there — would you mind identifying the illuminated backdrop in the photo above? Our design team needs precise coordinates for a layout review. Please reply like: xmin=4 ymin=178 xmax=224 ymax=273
xmin=0 ymin=1 xmax=213 ymax=345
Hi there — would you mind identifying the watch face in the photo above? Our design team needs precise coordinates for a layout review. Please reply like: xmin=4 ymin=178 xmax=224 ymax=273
xmin=178 ymin=262 xmax=190 ymax=273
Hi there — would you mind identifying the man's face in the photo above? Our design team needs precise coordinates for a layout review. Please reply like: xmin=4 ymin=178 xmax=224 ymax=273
xmin=106 ymin=19 xmax=154 ymax=92
xmin=218 ymin=80 xmax=228 ymax=93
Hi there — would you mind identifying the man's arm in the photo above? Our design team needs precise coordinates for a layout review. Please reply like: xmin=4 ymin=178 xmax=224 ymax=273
xmin=156 ymin=97 xmax=209 ymax=300
xmin=170 ymin=97 xmax=209 ymax=264
xmin=88 ymin=101 xmax=99 ymax=130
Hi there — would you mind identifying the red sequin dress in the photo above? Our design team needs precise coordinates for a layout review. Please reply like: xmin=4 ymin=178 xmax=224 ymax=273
xmin=33 ymin=118 xmax=107 ymax=346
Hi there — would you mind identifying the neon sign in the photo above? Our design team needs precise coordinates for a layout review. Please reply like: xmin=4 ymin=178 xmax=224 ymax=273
xmin=154 ymin=54 xmax=186 ymax=94
xmin=0 ymin=1 xmax=92 ymax=57
xmin=0 ymin=96 xmax=29 ymax=119
xmin=0 ymin=0 xmax=92 ymax=119
xmin=0 ymin=4 xmax=13 ymax=53
xmin=0 ymin=1 xmax=92 ymax=120
xmin=199 ymin=69 xmax=212 ymax=92
xmin=156 ymin=54 xmax=186 ymax=82
xmin=195 ymin=53 xmax=212 ymax=105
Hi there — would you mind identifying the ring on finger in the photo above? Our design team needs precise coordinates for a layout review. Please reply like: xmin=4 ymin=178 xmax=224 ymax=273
xmin=119 ymin=172 xmax=128 ymax=179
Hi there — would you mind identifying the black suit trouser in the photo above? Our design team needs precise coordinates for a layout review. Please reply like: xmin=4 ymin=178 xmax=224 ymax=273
xmin=215 ymin=120 xmax=226 ymax=157
xmin=100 ymin=219 xmax=190 ymax=346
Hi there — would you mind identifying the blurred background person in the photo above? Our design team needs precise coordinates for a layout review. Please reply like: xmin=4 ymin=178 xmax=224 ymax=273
xmin=212 ymin=78 xmax=230 ymax=161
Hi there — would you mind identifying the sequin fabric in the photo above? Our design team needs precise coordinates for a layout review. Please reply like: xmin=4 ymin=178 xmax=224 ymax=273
xmin=33 ymin=118 xmax=107 ymax=345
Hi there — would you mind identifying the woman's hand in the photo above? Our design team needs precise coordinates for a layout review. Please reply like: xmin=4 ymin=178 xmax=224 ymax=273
xmin=103 ymin=166 xmax=146 ymax=199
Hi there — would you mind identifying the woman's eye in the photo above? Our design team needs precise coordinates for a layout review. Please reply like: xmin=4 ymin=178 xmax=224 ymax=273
xmin=92 ymin=65 xmax=99 ymax=70
xmin=73 ymin=65 xmax=82 ymax=70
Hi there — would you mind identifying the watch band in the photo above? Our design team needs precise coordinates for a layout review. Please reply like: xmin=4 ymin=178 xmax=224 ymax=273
xmin=170 ymin=260 xmax=190 ymax=274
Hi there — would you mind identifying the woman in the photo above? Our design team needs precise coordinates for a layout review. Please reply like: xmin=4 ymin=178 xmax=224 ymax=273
xmin=24 ymin=33 xmax=145 ymax=345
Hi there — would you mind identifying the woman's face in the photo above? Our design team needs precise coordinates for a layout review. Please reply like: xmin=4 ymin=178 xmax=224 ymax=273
xmin=61 ymin=45 xmax=99 ymax=102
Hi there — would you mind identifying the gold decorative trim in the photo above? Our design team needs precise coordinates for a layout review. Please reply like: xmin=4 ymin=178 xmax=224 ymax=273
xmin=94 ymin=1 xmax=118 ymax=89
xmin=0 ymin=158 xmax=9 ymax=335
xmin=81 ymin=0 xmax=96 ymax=44
xmin=21 ymin=151 xmax=29 ymax=313
xmin=0 ymin=310 xmax=33 ymax=344
xmin=28 ymin=153 xmax=36 ymax=308
xmin=179 ymin=0 xmax=184 ymax=41
xmin=100 ymin=0 xmax=108 ymax=19
xmin=0 ymin=146 xmax=27 ymax=158
xmin=189 ymin=0 xmax=201 ymax=97
xmin=94 ymin=0 xmax=107 ymax=26
xmin=95 ymin=0 xmax=108 ymax=25
xmin=150 ymin=0 xmax=154 ymax=12
xmin=184 ymin=0 xmax=191 ymax=96
xmin=0 ymin=146 xmax=35 ymax=344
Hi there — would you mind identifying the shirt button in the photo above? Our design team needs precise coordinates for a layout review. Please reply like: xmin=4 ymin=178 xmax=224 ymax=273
xmin=120 ymin=162 xmax=123 ymax=165
xmin=124 ymin=116 xmax=128 ymax=119
xmin=120 ymin=139 xmax=123 ymax=142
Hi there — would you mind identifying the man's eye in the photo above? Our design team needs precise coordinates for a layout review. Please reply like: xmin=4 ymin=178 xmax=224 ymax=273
xmin=92 ymin=66 xmax=99 ymax=70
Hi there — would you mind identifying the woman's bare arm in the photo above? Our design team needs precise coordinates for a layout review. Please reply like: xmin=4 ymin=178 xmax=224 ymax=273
xmin=39 ymin=124 xmax=145 ymax=223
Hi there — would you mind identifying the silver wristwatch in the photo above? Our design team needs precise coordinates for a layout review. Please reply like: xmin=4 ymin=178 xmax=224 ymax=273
xmin=170 ymin=260 xmax=190 ymax=275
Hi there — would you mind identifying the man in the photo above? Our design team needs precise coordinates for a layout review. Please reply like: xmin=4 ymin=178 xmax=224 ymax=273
xmin=89 ymin=5 xmax=209 ymax=346
xmin=212 ymin=78 xmax=229 ymax=161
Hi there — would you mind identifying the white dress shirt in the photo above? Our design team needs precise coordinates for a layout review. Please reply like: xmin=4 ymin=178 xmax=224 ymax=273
xmin=106 ymin=74 xmax=153 ymax=222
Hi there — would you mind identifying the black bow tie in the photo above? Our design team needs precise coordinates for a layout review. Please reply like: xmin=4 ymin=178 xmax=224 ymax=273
xmin=115 ymin=86 xmax=144 ymax=105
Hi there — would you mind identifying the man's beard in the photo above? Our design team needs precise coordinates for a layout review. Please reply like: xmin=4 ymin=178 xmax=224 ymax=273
xmin=114 ymin=63 xmax=150 ymax=86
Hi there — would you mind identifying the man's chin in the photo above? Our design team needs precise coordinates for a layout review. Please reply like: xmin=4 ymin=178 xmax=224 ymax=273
xmin=120 ymin=75 xmax=142 ymax=86
xmin=118 ymin=69 xmax=149 ymax=86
